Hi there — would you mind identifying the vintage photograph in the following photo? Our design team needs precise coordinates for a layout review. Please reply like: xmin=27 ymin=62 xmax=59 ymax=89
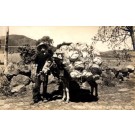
xmin=0 ymin=26 xmax=135 ymax=110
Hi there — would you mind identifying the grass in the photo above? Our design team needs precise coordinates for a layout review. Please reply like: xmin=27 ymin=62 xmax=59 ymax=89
xmin=0 ymin=53 xmax=21 ymax=63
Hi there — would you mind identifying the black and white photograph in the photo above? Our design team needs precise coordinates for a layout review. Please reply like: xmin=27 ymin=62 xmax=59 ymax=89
xmin=0 ymin=1 xmax=135 ymax=135
xmin=0 ymin=26 xmax=135 ymax=110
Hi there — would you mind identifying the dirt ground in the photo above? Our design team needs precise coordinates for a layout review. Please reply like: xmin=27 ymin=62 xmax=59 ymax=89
xmin=0 ymin=77 xmax=135 ymax=110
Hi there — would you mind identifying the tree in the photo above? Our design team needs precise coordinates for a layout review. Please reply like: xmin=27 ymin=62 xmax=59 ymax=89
xmin=36 ymin=36 xmax=54 ymax=46
xmin=93 ymin=26 xmax=135 ymax=50
xmin=18 ymin=44 xmax=37 ymax=64
xmin=18 ymin=36 xmax=56 ymax=64
xmin=36 ymin=36 xmax=57 ymax=53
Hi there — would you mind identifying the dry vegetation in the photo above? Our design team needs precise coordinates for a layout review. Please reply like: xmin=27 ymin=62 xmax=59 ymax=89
xmin=0 ymin=53 xmax=21 ymax=64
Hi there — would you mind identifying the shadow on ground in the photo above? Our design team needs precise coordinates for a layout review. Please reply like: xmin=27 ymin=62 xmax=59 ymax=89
xmin=47 ymin=87 xmax=99 ymax=103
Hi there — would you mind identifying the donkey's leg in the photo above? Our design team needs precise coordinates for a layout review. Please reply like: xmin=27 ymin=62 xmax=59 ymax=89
xmin=62 ymin=83 xmax=66 ymax=101
xmin=65 ymin=87 xmax=70 ymax=103
xmin=90 ymin=86 xmax=94 ymax=96
xmin=62 ymin=88 xmax=66 ymax=101
xmin=95 ymin=84 xmax=98 ymax=97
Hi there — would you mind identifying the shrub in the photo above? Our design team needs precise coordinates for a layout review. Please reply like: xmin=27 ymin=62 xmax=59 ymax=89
xmin=18 ymin=44 xmax=37 ymax=64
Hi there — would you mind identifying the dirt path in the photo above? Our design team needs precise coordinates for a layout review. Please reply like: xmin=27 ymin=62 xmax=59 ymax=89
xmin=0 ymin=78 xmax=135 ymax=110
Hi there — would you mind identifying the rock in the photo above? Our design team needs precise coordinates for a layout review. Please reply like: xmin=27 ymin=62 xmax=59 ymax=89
xmin=118 ymin=88 xmax=130 ymax=92
xmin=10 ymin=74 xmax=30 ymax=87
xmin=126 ymin=65 xmax=135 ymax=72
xmin=129 ymin=73 xmax=135 ymax=78
xmin=0 ymin=75 xmax=9 ymax=88
xmin=110 ymin=71 xmax=115 ymax=79
xmin=115 ymin=67 xmax=122 ymax=71
xmin=0 ymin=71 xmax=11 ymax=96
xmin=4 ymin=62 xmax=19 ymax=77
xmin=102 ymin=70 xmax=117 ymax=86
xmin=25 ymin=82 xmax=35 ymax=90
xmin=11 ymin=84 xmax=26 ymax=93
xmin=101 ymin=71 xmax=108 ymax=78
xmin=30 ymin=74 xmax=37 ymax=83
xmin=0 ymin=86 xmax=11 ymax=96
xmin=123 ymin=77 xmax=128 ymax=81
xmin=121 ymin=68 xmax=128 ymax=73
xmin=0 ymin=67 xmax=4 ymax=75
xmin=117 ymin=72 xmax=123 ymax=79
xmin=18 ymin=64 xmax=31 ymax=77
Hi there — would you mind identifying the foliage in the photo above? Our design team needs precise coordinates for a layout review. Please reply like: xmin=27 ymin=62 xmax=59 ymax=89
xmin=18 ymin=44 xmax=37 ymax=64
xmin=0 ymin=86 xmax=12 ymax=96
xmin=36 ymin=36 xmax=56 ymax=55
xmin=36 ymin=36 xmax=54 ymax=46
xmin=18 ymin=36 xmax=55 ymax=64
xmin=93 ymin=26 xmax=135 ymax=50
xmin=92 ymin=26 xmax=134 ymax=63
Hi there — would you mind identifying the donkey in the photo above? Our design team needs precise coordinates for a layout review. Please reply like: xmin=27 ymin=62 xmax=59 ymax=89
xmin=43 ymin=57 xmax=101 ymax=102
xmin=43 ymin=57 xmax=73 ymax=103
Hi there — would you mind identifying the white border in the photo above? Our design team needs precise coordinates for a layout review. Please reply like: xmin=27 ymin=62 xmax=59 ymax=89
xmin=0 ymin=0 xmax=135 ymax=135
xmin=0 ymin=0 xmax=135 ymax=26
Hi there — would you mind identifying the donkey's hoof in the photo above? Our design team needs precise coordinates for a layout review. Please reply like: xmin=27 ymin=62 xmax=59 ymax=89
xmin=61 ymin=98 xmax=65 ymax=101
xmin=65 ymin=100 xmax=70 ymax=103
xmin=43 ymin=99 xmax=48 ymax=103
xmin=60 ymin=99 xmax=64 ymax=102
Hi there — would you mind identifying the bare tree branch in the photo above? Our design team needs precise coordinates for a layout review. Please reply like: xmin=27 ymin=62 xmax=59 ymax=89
xmin=93 ymin=26 xmax=134 ymax=50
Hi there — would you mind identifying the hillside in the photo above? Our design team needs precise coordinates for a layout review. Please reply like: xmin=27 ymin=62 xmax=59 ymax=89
xmin=0 ymin=34 xmax=37 ymax=47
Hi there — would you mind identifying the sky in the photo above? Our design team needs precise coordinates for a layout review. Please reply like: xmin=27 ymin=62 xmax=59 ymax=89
xmin=0 ymin=26 xmax=132 ymax=52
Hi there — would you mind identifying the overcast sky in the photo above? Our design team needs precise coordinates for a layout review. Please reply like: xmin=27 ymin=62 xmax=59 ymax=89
xmin=0 ymin=26 xmax=132 ymax=51
xmin=0 ymin=26 xmax=98 ymax=42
